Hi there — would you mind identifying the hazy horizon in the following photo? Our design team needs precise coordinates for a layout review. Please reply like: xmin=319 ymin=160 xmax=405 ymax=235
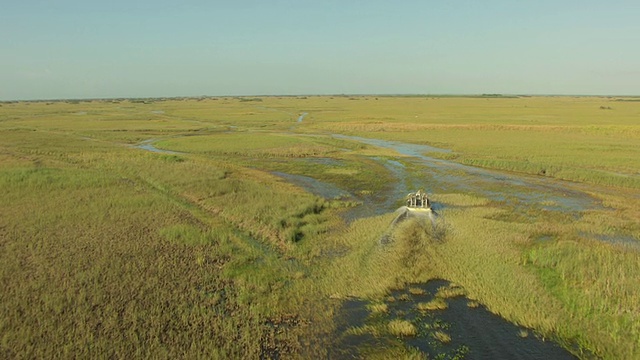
xmin=4 ymin=93 xmax=640 ymax=103
xmin=2 ymin=1 xmax=639 ymax=101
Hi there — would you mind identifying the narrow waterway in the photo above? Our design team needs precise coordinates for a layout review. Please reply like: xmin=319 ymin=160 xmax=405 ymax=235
xmin=333 ymin=134 xmax=599 ymax=213
xmin=134 ymin=139 xmax=182 ymax=155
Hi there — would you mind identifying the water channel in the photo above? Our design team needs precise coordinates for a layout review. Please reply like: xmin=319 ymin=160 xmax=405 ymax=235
xmin=333 ymin=135 xmax=600 ymax=214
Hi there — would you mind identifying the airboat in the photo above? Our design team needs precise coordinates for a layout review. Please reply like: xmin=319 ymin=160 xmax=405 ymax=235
xmin=405 ymin=189 xmax=432 ymax=212
xmin=391 ymin=189 xmax=437 ymax=226
xmin=380 ymin=190 xmax=438 ymax=245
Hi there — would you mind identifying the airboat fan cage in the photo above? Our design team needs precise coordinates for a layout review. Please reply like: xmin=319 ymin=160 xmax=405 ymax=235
xmin=406 ymin=190 xmax=431 ymax=209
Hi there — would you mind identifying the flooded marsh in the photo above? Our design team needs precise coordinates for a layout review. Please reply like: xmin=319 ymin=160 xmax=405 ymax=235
xmin=1 ymin=96 xmax=639 ymax=359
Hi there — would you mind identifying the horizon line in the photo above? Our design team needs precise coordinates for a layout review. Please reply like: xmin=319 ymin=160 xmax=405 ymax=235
xmin=2 ymin=92 xmax=640 ymax=103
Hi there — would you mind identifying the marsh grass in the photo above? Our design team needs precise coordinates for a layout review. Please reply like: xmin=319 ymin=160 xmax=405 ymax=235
xmin=0 ymin=163 xmax=267 ymax=358
xmin=423 ymin=198 xmax=640 ymax=359
xmin=368 ymin=303 xmax=389 ymax=314
xmin=432 ymin=330 xmax=452 ymax=343
xmin=436 ymin=284 xmax=467 ymax=299
xmin=309 ymin=96 xmax=640 ymax=189
xmin=467 ymin=300 xmax=480 ymax=308
xmin=157 ymin=132 xmax=335 ymax=158
xmin=408 ymin=287 xmax=426 ymax=295
xmin=0 ymin=111 xmax=339 ymax=357
xmin=2 ymin=96 xmax=639 ymax=359
xmin=417 ymin=298 xmax=448 ymax=311
xmin=388 ymin=320 xmax=418 ymax=337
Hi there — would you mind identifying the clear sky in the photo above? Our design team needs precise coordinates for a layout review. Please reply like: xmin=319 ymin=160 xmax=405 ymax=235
xmin=2 ymin=0 xmax=639 ymax=100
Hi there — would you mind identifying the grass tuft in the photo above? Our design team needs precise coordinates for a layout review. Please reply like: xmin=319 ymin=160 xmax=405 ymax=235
xmin=432 ymin=330 xmax=452 ymax=343
xmin=417 ymin=298 xmax=449 ymax=311
xmin=388 ymin=320 xmax=417 ymax=337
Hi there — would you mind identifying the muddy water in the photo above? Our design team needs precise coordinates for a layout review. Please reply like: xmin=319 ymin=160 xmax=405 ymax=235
xmin=333 ymin=280 xmax=576 ymax=359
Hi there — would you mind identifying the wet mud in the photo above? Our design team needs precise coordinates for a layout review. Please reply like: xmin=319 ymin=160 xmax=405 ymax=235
xmin=333 ymin=280 xmax=577 ymax=360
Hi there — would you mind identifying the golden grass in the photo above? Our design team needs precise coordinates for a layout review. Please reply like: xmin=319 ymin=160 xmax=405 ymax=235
xmin=417 ymin=298 xmax=448 ymax=311
xmin=408 ymin=287 xmax=426 ymax=295
xmin=0 ymin=164 xmax=264 ymax=358
xmin=435 ymin=284 xmax=467 ymax=299
xmin=368 ymin=303 xmax=389 ymax=314
xmin=432 ymin=330 xmax=452 ymax=343
xmin=388 ymin=320 xmax=418 ymax=337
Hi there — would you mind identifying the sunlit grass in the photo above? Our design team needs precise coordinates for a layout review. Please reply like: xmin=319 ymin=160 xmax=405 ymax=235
xmin=417 ymin=298 xmax=448 ymax=311
xmin=368 ymin=302 xmax=389 ymax=314
xmin=306 ymin=96 xmax=640 ymax=189
xmin=408 ymin=287 xmax=426 ymax=295
xmin=157 ymin=132 xmax=335 ymax=158
xmin=388 ymin=320 xmax=418 ymax=337
xmin=2 ymin=96 xmax=639 ymax=359
xmin=0 ymin=122 xmax=339 ymax=357
xmin=435 ymin=284 xmax=467 ymax=299
xmin=432 ymin=330 xmax=452 ymax=343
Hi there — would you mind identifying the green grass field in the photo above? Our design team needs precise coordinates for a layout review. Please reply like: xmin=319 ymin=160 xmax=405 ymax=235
xmin=1 ymin=96 xmax=639 ymax=358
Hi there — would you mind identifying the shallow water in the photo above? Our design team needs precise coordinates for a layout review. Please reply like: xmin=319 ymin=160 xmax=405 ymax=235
xmin=334 ymin=135 xmax=640 ymax=251
xmin=333 ymin=280 xmax=576 ymax=359
xmin=334 ymin=134 xmax=600 ymax=214
xmin=134 ymin=139 xmax=182 ymax=155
